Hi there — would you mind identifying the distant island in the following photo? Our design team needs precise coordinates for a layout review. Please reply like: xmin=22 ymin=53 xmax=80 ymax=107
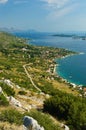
xmin=52 ymin=33 xmax=86 ymax=40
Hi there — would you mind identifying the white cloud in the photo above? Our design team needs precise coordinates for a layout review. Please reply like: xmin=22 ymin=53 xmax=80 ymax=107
xmin=41 ymin=0 xmax=69 ymax=9
xmin=47 ymin=5 xmax=75 ymax=20
xmin=0 ymin=0 xmax=8 ymax=4
xmin=41 ymin=0 xmax=79 ymax=20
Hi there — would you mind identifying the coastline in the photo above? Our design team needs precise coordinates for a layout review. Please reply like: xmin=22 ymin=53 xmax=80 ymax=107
xmin=53 ymin=54 xmax=83 ymax=90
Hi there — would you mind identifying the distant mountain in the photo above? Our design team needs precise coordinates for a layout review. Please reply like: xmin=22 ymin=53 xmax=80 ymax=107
xmin=0 ymin=27 xmax=22 ymax=33
xmin=0 ymin=27 xmax=38 ymax=34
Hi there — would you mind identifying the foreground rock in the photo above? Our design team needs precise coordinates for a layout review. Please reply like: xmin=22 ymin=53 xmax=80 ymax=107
xmin=23 ymin=116 xmax=44 ymax=130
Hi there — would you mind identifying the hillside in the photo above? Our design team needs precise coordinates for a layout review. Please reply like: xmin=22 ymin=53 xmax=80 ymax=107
xmin=0 ymin=32 xmax=85 ymax=130
xmin=0 ymin=32 xmax=76 ymax=92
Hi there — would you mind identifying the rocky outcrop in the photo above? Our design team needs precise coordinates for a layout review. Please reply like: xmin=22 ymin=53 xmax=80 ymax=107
xmin=8 ymin=96 xmax=22 ymax=107
xmin=23 ymin=116 xmax=44 ymax=130
xmin=4 ymin=79 xmax=15 ymax=88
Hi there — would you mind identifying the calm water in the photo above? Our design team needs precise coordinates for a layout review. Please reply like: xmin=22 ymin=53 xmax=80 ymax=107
xmin=14 ymin=32 xmax=86 ymax=86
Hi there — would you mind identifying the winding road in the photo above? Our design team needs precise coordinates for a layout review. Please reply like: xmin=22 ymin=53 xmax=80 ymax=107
xmin=23 ymin=64 xmax=41 ymax=92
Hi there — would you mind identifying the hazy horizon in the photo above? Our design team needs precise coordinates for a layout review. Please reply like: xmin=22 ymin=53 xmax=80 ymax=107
xmin=0 ymin=0 xmax=86 ymax=32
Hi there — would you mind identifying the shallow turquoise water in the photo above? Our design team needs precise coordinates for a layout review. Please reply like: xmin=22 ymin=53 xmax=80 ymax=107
xmin=56 ymin=54 xmax=86 ymax=85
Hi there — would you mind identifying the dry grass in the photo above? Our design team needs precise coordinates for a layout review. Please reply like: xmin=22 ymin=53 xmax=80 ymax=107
xmin=0 ymin=106 xmax=14 ymax=111
xmin=0 ymin=122 xmax=23 ymax=130
xmin=52 ymin=80 xmax=78 ymax=95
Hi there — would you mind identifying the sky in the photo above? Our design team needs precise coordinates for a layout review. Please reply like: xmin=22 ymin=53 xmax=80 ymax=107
xmin=0 ymin=0 xmax=86 ymax=32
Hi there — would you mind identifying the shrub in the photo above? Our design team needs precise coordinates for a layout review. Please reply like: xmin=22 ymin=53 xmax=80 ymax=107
xmin=43 ymin=90 xmax=86 ymax=130
xmin=0 ymin=109 xmax=23 ymax=125
xmin=0 ymin=94 xmax=9 ymax=106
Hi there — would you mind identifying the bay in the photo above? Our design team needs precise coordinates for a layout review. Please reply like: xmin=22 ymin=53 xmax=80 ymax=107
xmin=14 ymin=32 xmax=86 ymax=86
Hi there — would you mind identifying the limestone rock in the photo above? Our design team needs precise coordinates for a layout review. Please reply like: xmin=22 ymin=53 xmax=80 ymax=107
xmin=9 ymin=96 xmax=22 ymax=107
xmin=23 ymin=116 xmax=44 ymax=130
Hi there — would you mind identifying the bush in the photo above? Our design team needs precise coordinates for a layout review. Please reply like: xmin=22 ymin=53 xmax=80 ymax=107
xmin=0 ymin=94 xmax=9 ymax=106
xmin=43 ymin=90 xmax=86 ymax=130
xmin=0 ymin=109 xmax=23 ymax=125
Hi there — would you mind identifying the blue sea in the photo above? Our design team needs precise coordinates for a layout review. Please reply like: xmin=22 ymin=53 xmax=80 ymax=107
xmin=14 ymin=32 xmax=86 ymax=86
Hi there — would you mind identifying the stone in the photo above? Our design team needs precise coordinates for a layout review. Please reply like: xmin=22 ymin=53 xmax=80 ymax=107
xmin=23 ymin=116 xmax=44 ymax=130
xmin=9 ymin=96 xmax=22 ymax=107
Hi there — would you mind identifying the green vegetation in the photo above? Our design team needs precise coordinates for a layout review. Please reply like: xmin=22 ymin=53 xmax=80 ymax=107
xmin=0 ymin=109 xmax=23 ymax=125
xmin=43 ymin=90 xmax=86 ymax=130
xmin=0 ymin=82 xmax=15 ymax=96
xmin=0 ymin=94 xmax=9 ymax=106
